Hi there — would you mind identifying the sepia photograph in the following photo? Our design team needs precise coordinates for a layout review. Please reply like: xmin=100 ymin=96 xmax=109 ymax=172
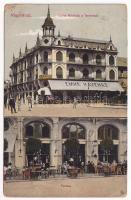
xmin=4 ymin=3 xmax=127 ymax=197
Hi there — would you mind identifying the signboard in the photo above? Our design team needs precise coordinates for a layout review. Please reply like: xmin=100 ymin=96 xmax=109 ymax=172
xmin=39 ymin=75 xmax=52 ymax=80
xmin=48 ymin=80 xmax=124 ymax=92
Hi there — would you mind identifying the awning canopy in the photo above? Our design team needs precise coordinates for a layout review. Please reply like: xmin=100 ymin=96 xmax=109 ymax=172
xmin=48 ymin=80 xmax=124 ymax=92
xmin=4 ymin=132 xmax=17 ymax=153
xmin=38 ymin=87 xmax=52 ymax=95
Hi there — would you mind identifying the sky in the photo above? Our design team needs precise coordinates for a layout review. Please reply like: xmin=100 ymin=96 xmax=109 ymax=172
xmin=4 ymin=4 xmax=127 ymax=79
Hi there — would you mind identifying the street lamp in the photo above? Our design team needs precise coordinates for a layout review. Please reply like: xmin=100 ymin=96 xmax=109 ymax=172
xmin=88 ymin=84 xmax=90 ymax=104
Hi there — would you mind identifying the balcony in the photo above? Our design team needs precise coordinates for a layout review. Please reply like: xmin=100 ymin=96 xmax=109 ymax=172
xmin=67 ymin=60 xmax=106 ymax=66
xmin=38 ymin=59 xmax=52 ymax=64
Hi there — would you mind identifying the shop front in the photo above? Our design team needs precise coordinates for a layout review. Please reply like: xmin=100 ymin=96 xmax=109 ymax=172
xmin=37 ymin=79 xmax=124 ymax=104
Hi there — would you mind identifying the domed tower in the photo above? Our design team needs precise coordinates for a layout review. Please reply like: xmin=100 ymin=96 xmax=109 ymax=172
xmin=42 ymin=5 xmax=55 ymax=38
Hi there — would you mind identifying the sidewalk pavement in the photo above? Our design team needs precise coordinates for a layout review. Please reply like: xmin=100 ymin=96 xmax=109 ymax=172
xmin=4 ymin=103 xmax=127 ymax=117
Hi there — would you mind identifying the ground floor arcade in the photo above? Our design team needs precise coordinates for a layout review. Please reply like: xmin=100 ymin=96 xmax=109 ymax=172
xmin=4 ymin=116 xmax=127 ymax=168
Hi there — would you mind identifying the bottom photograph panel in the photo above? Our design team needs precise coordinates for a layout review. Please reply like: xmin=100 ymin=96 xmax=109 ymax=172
xmin=4 ymin=116 xmax=127 ymax=197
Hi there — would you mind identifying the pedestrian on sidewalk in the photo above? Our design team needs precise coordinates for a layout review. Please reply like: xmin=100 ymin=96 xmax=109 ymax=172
xmin=27 ymin=94 xmax=32 ymax=111
xmin=9 ymin=97 xmax=17 ymax=113
xmin=73 ymin=97 xmax=78 ymax=109
xmin=17 ymin=98 xmax=21 ymax=111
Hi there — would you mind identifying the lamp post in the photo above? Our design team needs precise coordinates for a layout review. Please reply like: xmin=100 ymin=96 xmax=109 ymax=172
xmin=17 ymin=118 xmax=22 ymax=157
xmin=88 ymin=84 xmax=90 ymax=104
xmin=100 ymin=92 xmax=102 ymax=103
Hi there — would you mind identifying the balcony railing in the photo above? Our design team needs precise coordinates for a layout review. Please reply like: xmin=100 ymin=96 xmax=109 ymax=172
xmin=67 ymin=60 xmax=106 ymax=66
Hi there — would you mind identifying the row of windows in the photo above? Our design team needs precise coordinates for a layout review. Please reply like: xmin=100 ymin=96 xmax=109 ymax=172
xmin=13 ymin=51 xmax=115 ymax=73
xmin=56 ymin=51 xmax=115 ymax=65
xmin=24 ymin=122 xmax=119 ymax=140
xmin=43 ymin=66 xmax=115 ymax=80
xmin=54 ymin=67 xmax=115 ymax=80
xmin=36 ymin=51 xmax=115 ymax=65
xmin=15 ymin=67 xmax=116 ymax=83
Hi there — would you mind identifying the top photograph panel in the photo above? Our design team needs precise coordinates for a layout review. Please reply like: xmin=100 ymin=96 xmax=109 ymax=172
xmin=4 ymin=4 xmax=127 ymax=118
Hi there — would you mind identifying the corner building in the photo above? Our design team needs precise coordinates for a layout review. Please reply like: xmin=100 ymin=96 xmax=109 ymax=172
xmin=9 ymin=6 xmax=124 ymax=103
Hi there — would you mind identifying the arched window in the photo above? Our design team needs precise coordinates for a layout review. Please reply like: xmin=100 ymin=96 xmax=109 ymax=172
xmin=62 ymin=123 xmax=85 ymax=139
xmin=69 ymin=68 xmax=75 ymax=78
xmin=43 ymin=67 xmax=48 ymax=75
xmin=56 ymin=51 xmax=63 ymax=61
xmin=42 ymin=124 xmax=50 ymax=138
xmin=25 ymin=121 xmax=50 ymax=138
xmin=25 ymin=125 xmax=33 ymax=137
xmin=96 ymin=69 xmax=102 ymax=79
xmin=98 ymin=125 xmax=119 ymax=140
xmin=109 ymin=70 xmax=115 ymax=80
xmin=44 ymin=51 xmax=48 ymax=62
xmin=69 ymin=53 xmax=75 ymax=62
xmin=96 ymin=55 xmax=101 ymax=65
xmin=58 ymin=40 xmax=61 ymax=46
xmin=109 ymin=55 xmax=115 ymax=65
xmin=56 ymin=67 xmax=63 ymax=79
xmin=83 ymin=69 xmax=89 ymax=79
xmin=83 ymin=54 xmax=88 ymax=64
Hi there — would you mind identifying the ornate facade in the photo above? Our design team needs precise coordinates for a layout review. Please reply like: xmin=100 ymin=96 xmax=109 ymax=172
xmin=9 ymin=7 xmax=123 ymax=102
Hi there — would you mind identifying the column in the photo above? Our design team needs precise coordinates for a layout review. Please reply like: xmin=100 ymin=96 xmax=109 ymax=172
xmin=50 ymin=118 xmax=59 ymax=167
xmin=15 ymin=117 xmax=25 ymax=168
xmin=118 ymin=130 xmax=127 ymax=162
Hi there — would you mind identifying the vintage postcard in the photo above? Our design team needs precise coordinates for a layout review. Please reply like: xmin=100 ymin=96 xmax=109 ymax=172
xmin=3 ymin=3 xmax=127 ymax=197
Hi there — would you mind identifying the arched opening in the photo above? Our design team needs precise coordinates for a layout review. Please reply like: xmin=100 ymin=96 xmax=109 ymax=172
xmin=42 ymin=124 xmax=50 ymax=138
xmin=83 ymin=54 xmax=88 ymax=64
xmin=25 ymin=121 xmax=51 ymax=166
xmin=4 ymin=118 xmax=10 ymax=131
xmin=69 ymin=53 xmax=75 ymax=62
xmin=109 ymin=55 xmax=114 ymax=65
xmin=98 ymin=124 xmax=119 ymax=163
xmin=109 ymin=70 xmax=115 ymax=80
xmin=58 ymin=40 xmax=61 ymax=46
xmin=25 ymin=125 xmax=33 ymax=137
xmin=69 ymin=68 xmax=75 ymax=78
xmin=25 ymin=121 xmax=50 ymax=138
xmin=56 ymin=51 xmax=63 ymax=61
xmin=96 ymin=69 xmax=102 ymax=79
xmin=96 ymin=55 xmax=101 ymax=65
xmin=56 ymin=67 xmax=63 ymax=79
xmin=44 ymin=51 xmax=48 ymax=62
xmin=62 ymin=123 xmax=86 ymax=165
xmin=43 ymin=66 xmax=48 ymax=75
xmin=83 ymin=69 xmax=89 ymax=79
